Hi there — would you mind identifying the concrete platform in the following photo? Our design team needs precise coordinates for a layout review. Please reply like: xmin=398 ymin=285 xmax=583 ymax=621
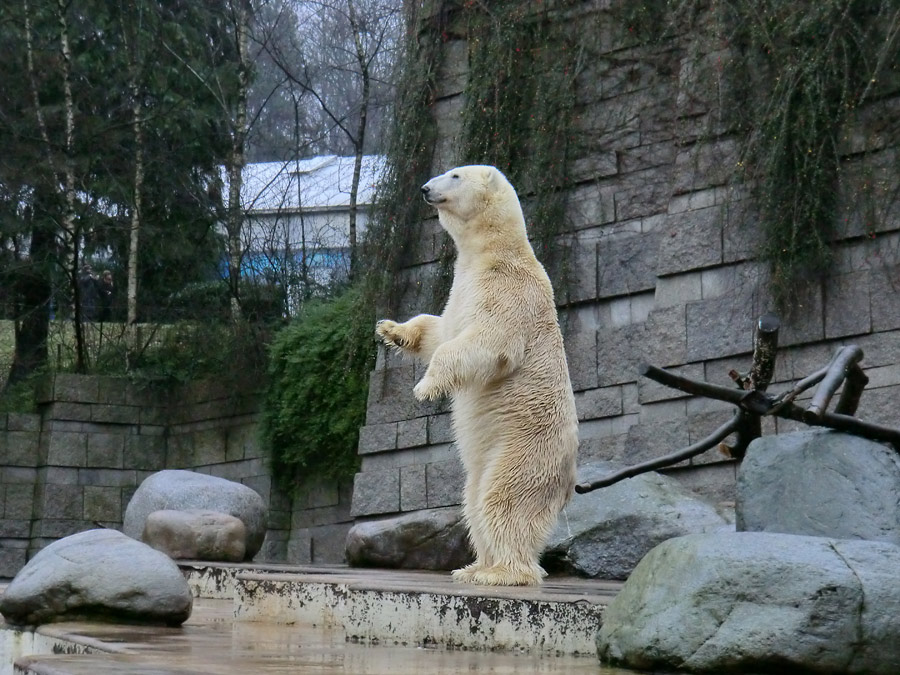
xmin=2 ymin=565 xmax=626 ymax=674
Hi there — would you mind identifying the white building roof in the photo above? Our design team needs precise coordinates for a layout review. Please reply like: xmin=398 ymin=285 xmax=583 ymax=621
xmin=235 ymin=155 xmax=386 ymax=215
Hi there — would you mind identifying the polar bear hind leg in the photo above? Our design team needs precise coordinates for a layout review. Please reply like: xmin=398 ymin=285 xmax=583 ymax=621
xmin=467 ymin=460 xmax=563 ymax=586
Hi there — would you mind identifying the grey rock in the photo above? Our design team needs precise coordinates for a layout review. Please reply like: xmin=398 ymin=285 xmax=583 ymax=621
xmin=142 ymin=509 xmax=247 ymax=562
xmin=543 ymin=461 xmax=730 ymax=580
xmin=737 ymin=430 xmax=900 ymax=544
xmin=596 ymin=532 xmax=900 ymax=674
xmin=0 ymin=528 xmax=192 ymax=626
xmin=123 ymin=470 xmax=266 ymax=560
xmin=346 ymin=507 xmax=473 ymax=571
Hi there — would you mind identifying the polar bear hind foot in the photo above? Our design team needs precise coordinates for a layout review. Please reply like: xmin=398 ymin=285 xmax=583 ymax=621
xmin=450 ymin=562 xmax=484 ymax=583
xmin=469 ymin=563 xmax=546 ymax=587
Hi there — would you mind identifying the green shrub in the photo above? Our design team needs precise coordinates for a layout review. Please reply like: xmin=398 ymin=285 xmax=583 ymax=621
xmin=261 ymin=288 xmax=374 ymax=489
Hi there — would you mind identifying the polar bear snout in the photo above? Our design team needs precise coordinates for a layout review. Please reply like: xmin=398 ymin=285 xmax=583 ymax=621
xmin=421 ymin=183 xmax=443 ymax=205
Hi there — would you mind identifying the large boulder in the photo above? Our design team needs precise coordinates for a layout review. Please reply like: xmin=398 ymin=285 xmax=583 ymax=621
xmin=346 ymin=507 xmax=473 ymax=570
xmin=737 ymin=430 xmax=900 ymax=544
xmin=542 ymin=461 xmax=731 ymax=579
xmin=0 ymin=529 xmax=192 ymax=626
xmin=142 ymin=509 xmax=247 ymax=562
xmin=124 ymin=470 xmax=266 ymax=560
xmin=597 ymin=532 xmax=900 ymax=674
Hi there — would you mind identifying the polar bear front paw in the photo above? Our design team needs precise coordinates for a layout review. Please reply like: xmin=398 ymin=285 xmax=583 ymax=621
xmin=412 ymin=376 xmax=443 ymax=401
xmin=375 ymin=319 xmax=403 ymax=348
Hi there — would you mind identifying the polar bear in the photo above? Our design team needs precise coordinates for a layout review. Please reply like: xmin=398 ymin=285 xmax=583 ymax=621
xmin=375 ymin=165 xmax=578 ymax=586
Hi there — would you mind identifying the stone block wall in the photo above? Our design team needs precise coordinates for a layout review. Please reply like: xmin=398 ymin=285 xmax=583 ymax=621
xmin=351 ymin=2 xmax=900 ymax=519
xmin=0 ymin=374 xmax=352 ymax=578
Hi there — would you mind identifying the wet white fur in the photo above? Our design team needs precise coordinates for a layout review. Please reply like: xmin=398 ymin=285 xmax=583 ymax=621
xmin=376 ymin=165 xmax=578 ymax=586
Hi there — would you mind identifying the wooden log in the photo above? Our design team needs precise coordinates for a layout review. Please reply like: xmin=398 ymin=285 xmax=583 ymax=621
xmin=722 ymin=314 xmax=780 ymax=458
xmin=749 ymin=312 xmax=780 ymax=390
xmin=639 ymin=364 xmax=747 ymax=406
xmin=804 ymin=346 xmax=864 ymax=422
xmin=575 ymin=412 xmax=744 ymax=493
xmin=834 ymin=363 xmax=869 ymax=416
xmin=776 ymin=399 xmax=900 ymax=450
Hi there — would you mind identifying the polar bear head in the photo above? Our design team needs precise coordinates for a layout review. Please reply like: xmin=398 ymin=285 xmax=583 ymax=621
xmin=420 ymin=165 xmax=526 ymax=243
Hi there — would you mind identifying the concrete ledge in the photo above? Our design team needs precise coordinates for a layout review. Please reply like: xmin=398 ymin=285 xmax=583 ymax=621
xmin=233 ymin=569 xmax=619 ymax=656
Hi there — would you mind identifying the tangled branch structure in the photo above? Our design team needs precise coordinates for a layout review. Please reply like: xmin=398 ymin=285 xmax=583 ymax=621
xmin=576 ymin=314 xmax=900 ymax=494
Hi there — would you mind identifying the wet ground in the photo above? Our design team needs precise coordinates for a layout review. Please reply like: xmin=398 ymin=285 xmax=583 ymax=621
xmin=8 ymin=597 xmax=637 ymax=675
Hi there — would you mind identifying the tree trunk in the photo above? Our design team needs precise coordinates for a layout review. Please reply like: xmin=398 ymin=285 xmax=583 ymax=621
xmin=346 ymin=0 xmax=370 ymax=280
xmin=226 ymin=0 xmax=251 ymax=322
xmin=56 ymin=0 xmax=85 ymax=372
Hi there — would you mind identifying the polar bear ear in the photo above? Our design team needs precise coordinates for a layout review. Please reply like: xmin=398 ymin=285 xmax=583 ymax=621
xmin=482 ymin=166 xmax=497 ymax=189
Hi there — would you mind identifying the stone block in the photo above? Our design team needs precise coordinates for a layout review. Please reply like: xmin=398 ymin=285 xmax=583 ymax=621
xmin=3 ymin=484 xmax=35 ymax=519
xmin=777 ymin=283 xmax=825 ymax=346
xmin=7 ymin=413 xmax=40 ymax=432
xmin=43 ymin=466 xmax=79 ymax=485
xmin=656 ymin=207 xmax=723 ymax=276
xmin=428 ymin=414 xmax=454 ymax=444
xmin=598 ymin=231 xmax=660 ymax=297
xmin=3 ymin=467 xmax=38 ymax=484
xmin=53 ymin=374 xmax=100 ymax=403
xmin=78 ymin=468 xmax=137 ymax=488
xmin=597 ymin=322 xmax=643 ymax=387
xmin=286 ymin=530 xmax=312 ymax=564
xmin=46 ymin=432 xmax=88 ymax=467
xmin=96 ymin=377 xmax=129 ymax=404
xmin=426 ymin=459 xmax=464 ymax=509
xmin=574 ymin=386 xmax=623 ymax=421
xmin=310 ymin=523 xmax=352 ymax=564
xmin=623 ymin=417 xmax=690 ymax=467
xmin=396 ymin=417 xmax=427 ymax=449
xmin=613 ymin=169 xmax=672 ymax=221
xmin=3 ymin=432 xmax=40 ymax=467
xmin=654 ymin=273 xmax=703 ymax=308
xmin=306 ymin=480 xmax=340 ymax=509
xmin=41 ymin=485 xmax=84 ymax=520
xmin=45 ymin=402 xmax=93 ymax=421
xmin=565 ymin=322 xmax=598 ymax=391
xmin=34 ymin=519 xmax=87 ymax=538
xmin=0 ymin=519 xmax=31 ymax=538
xmin=225 ymin=424 xmax=256 ymax=462
xmin=124 ymin=434 xmax=167 ymax=471
xmin=166 ymin=433 xmax=195 ymax=468
xmin=565 ymin=182 xmax=616 ymax=230
xmin=242 ymin=475 xmax=272 ymax=506
xmin=870 ymin=264 xmax=900 ymax=332
xmin=0 ymin=544 xmax=27 ymax=579
xmin=365 ymin=365 xmax=442 ymax=425
xmin=673 ymin=137 xmax=738 ymax=194
xmin=400 ymin=464 xmax=428 ymax=512
xmin=140 ymin=407 xmax=168 ymax=426
xmin=90 ymin=404 xmax=140 ymax=425
xmin=192 ymin=428 xmax=227 ymax=466
xmin=350 ymin=468 xmax=400 ymax=516
xmin=86 ymin=433 xmax=125 ymax=468
xmin=565 ymin=238 xmax=598 ymax=303
xmin=358 ymin=422 xmax=398 ymax=454
xmin=824 ymin=270 xmax=871 ymax=339
xmin=686 ymin=294 xmax=759 ymax=362
xmin=83 ymin=486 xmax=121 ymax=522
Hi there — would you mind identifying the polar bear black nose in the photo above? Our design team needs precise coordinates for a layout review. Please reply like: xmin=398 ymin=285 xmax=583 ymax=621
xmin=421 ymin=185 xmax=430 ymax=195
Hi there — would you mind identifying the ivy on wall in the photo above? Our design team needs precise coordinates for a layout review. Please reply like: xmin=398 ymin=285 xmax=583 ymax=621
xmin=724 ymin=0 xmax=900 ymax=308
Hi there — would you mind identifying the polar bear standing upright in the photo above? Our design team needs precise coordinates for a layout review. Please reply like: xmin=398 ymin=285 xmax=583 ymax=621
xmin=376 ymin=165 xmax=578 ymax=586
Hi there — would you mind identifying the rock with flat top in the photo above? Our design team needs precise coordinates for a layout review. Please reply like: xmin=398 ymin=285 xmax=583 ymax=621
xmin=124 ymin=470 xmax=266 ymax=560
xmin=142 ymin=509 xmax=247 ymax=562
xmin=0 ymin=528 xmax=192 ymax=626
xmin=346 ymin=507 xmax=472 ymax=570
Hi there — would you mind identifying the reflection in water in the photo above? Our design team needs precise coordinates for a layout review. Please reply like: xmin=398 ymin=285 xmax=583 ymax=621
xmin=11 ymin=599 xmax=639 ymax=674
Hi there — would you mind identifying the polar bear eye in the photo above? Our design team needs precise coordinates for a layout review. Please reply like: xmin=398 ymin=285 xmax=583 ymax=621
xmin=451 ymin=173 xmax=460 ymax=179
